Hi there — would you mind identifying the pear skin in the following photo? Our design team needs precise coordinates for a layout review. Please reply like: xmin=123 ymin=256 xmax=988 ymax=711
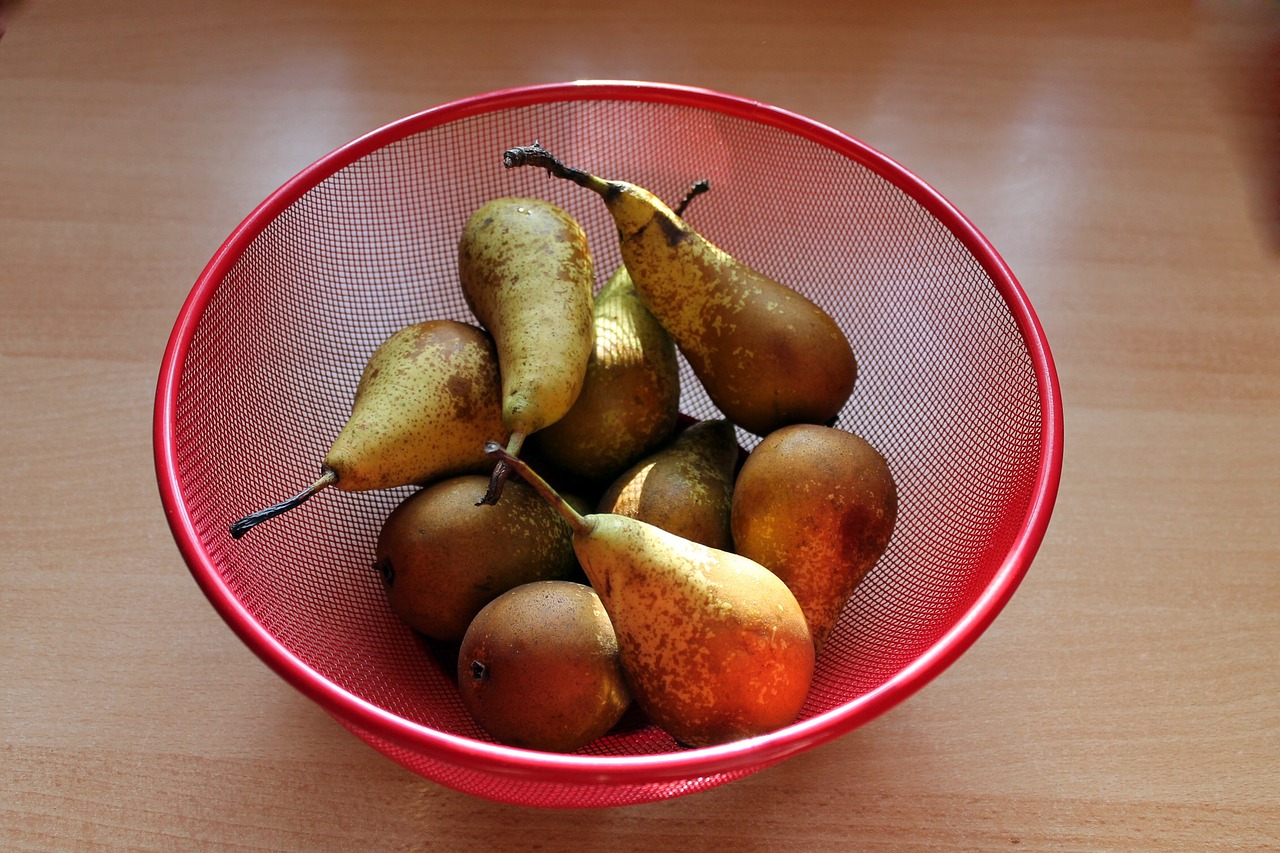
xmin=458 ymin=580 xmax=631 ymax=753
xmin=596 ymin=419 xmax=739 ymax=551
xmin=488 ymin=443 xmax=814 ymax=748
xmin=503 ymin=144 xmax=856 ymax=437
xmin=458 ymin=197 xmax=595 ymax=501
xmin=730 ymin=424 xmax=897 ymax=655
xmin=230 ymin=319 xmax=508 ymax=538
xmin=373 ymin=474 xmax=580 ymax=642
xmin=527 ymin=264 xmax=681 ymax=485
xmin=325 ymin=321 xmax=508 ymax=490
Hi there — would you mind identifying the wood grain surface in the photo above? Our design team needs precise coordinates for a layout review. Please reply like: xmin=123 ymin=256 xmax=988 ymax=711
xmin=2 ymin=1 xmax=1276 ymax=850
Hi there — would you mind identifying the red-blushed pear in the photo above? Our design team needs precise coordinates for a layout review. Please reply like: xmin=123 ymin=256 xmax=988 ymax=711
xmin=486 ymin=442 xmax=814 ymax=748
xmin=731 ymin=423 xmax=897 ymax=656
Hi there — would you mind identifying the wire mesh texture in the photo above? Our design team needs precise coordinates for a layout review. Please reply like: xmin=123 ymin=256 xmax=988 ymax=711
xmin=154 ymin=81 xmax=1062 ymax=809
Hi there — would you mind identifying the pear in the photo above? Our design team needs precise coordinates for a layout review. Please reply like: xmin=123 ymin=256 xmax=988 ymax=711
xmin=528 ymin=182 xmax=709 ymax=486
xmin=503 ymin=143 xmax=857 ymax=437
xmin=526 ymin=263 xmax=681 ymax=485
xmin=458 ymin=580 xmax=631 ymax=753
xmin=487 ymin=442 xmax=814 ymax=748
xmin=596 ymin=419 xmax=739 ymax=552
xmin=730 ymin=424 xmax=897 ymax=655
xmin=229 ymin=320 xmax=508 ymax=539
xmin=373 ymin=474 xmax=581 ymax=642
xmin=458 ymin=197 xmax=595 ymax=504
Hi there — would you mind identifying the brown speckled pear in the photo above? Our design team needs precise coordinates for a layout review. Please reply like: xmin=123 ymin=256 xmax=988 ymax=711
xmin=373 ymin=474 xmax=580 ymax=643
xmin=503 ymin=144 xmax=856 ymax=437
xmin=229 ymin=319 xmax=507 ymax=539
xmin=325 ymin=321 xmax=509 ymax=489
xmin=731 ymin=423 xmax=897 ymax=656
xmin=458 ymin=580 xmax=631 ymax=753
xmin=596 ymin=418 xmax=739 ymax=552
xmin=529 ymin=263 xmax=681 ymax=485
xmin=487 ymin=443 xmax=814 ymax=749
xmin=458 ymin=197 xmax=595 ymax=503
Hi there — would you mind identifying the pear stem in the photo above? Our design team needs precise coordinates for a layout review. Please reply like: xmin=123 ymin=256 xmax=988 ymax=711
xmin=484 ymin=441 xmax=591 ymax=536
xmin=674 ymin=179 xmax=710 ymax=217
xmin=503 ymin=142 xmax=614 ymax=196
xmin=477 ymin=431 xmax=525 ymax=506
xmin=229 ymin=469 xmax=338 ymax=539
xmin=506 ymin=143 xmax=710 ymax=220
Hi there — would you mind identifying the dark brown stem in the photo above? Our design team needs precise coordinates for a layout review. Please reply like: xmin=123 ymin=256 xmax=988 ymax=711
xmin=503 ymin=142 xmax=613 ymax=195
xmin=476 ymin=431 xmax=526 ymax=506
xmin=503 ymin=141 xmax=577 ymax=180
xmin=478 ymin=461 xmax=511 ymax=507
xmin=675 ymin=179 xmax=710 ymax=217
xmin=505 ymin=142 xmax=709 ymax=221
xmin=484 ymin=441 xmax=590 ymax=536
xmin=229 ymin=469 xmax=337 ymax=539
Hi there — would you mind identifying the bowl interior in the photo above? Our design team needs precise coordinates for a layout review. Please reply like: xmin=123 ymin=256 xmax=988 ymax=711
xmin=161 ymin=84 xmax=1055 ymax=802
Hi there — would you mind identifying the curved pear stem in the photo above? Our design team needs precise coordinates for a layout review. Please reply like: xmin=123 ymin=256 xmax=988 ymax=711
xmin=229 ymin=469 xmax=338 ymax=539
xmin=484 ymin=441 xmax=591 ymax=536
xmin=477 ymin=431 xmax=525 ymax=506
xmin=505 ymin=142 xmax=709 ymax=218
xmin=503 ymin=142 xmax=614 ymax=196
xmin=674 ymin=179 xmax=710 ymax=217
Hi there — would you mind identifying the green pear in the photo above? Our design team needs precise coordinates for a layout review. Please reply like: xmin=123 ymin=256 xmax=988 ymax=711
xmin=730 ymin=424 xmax=897 ymax=655
xmin=458 ymin=580 xmax=631 ymax=753
xmin=458 ymin=197 xmax=595 ymax=503
xmin=373 ymin=474 xmax=581 ymax=642
xmin=503 ymin=143 xmax=856 ymax=437
xmin=487 ymin=442 xmax=814 ymax=748
xmin=229 ymin=320 xmax=508 ymax=539
xmin=527 ymin=263 xmax=681 ymax=485
xmin=596 ymin=419 xmax=739 ymax=552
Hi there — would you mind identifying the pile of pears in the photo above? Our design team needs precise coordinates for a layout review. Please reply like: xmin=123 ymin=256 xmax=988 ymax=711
xmin=231 ymin=143 xmax=898 ymax=753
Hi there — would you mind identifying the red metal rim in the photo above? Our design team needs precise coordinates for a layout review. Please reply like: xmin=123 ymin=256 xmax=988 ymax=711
xmin=153 ymin=79 xmax=1064 ymax=788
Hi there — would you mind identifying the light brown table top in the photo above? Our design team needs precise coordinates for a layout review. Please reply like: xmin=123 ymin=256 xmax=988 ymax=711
xmin=3 ymin=1 xmax=1277 ymax=849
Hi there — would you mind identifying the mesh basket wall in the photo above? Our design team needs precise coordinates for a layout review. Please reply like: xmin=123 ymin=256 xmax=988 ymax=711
xmin=163 ymin=88 xmax=1052 ymax=808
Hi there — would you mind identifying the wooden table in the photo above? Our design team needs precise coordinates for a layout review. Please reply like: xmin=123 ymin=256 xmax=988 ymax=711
xmin=4 ymin=1 xmax=1276 ymax=849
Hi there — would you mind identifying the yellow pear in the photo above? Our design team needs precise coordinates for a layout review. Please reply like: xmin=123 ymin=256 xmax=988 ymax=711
xmin=487 ymin=442 xmax=814 ymax=748
xmin=526 ymin=263 xmax=681 ymax=486
xmin=229 ymin=319 xmax=507 ymax=539
xmin=458 ymin=197 xmax=595 ymax=503
xmin=730 ymin=424 xmax=897 ymax=655
xmin=596 ymin=419 xmax=739 ymax=551
xmin=503 ymin=143 xmax=856 ymax=437
xmin=529 ymin=182 xmax=709 ymax=486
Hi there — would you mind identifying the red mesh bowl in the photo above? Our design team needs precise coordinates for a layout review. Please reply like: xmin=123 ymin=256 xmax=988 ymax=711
xmin=154 ymin=80 xmax=1063 ymax=808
